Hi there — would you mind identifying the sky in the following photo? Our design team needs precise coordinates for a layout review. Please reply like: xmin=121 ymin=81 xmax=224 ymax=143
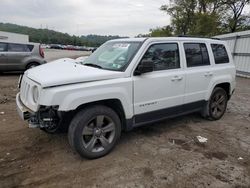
xmin=0 ymin=0 xmax=170 ymax=37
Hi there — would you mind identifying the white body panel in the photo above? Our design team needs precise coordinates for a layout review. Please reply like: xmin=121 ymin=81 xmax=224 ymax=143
xmin=26 ymin=58 xmax=124 ymax=88
xmin=133 ymin=69 xmax=185 ymax=114
xmin=39 ymin=78 xmax=134 ymax=119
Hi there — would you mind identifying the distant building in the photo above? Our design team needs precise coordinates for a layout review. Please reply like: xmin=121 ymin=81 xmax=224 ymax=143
xmin=215 ymin=30 xmax=250 ymax=77
xmin=0 ymin=31 xmax=29 ymax=43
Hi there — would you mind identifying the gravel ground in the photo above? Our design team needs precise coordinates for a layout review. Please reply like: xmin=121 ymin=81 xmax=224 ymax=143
xmin=0 ymin=51 xmax=249 ymax=187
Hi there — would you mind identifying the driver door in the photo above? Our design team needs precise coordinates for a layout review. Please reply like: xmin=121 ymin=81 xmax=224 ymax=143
xmin=132 ymin=43 xmax=185 ymax=124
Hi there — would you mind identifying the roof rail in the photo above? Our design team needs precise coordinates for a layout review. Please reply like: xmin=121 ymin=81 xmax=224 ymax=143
xmin=177 ymin=35 xmax=220 ymax=40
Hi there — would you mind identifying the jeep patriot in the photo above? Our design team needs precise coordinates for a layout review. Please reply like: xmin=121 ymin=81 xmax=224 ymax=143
xmin=16 ymin=37 xmax=236 ymax=159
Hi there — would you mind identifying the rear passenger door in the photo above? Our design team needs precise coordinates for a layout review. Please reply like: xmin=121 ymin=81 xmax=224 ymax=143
xmin=183 ymin=43 xmax=213 ymax=105
xmin=7 ymin=43 xmax=32 ymax=69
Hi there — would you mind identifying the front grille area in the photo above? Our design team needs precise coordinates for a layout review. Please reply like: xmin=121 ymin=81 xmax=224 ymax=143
xmin=20 ymin=77 xmax=30 ymax=105
xmin=19 ymin=75 xmax=38 ymax=112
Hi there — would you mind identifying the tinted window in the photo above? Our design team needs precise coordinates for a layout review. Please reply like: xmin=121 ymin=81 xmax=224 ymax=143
xmin=184 ymin=43 xmax=210 ymax=67
xmin=141 ymin=43 xmax=180 ymax=71
xmin=8 ymin=43 xmax=31 ymax=52
xmin=27 ymin=45 xmax=34 ymax=51
xmin=0 ymin=43 xmax=7 ymax=52
xmin=211 ymin=44 xmax=229 ymax=64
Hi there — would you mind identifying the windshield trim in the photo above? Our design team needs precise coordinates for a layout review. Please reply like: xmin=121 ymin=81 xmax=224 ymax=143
xmin=118 ymin=40 xmax=146 ymax=72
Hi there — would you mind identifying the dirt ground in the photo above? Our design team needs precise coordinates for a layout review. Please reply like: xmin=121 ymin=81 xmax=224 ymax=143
xmin=0 ymin=51 xmax=250 ymax=188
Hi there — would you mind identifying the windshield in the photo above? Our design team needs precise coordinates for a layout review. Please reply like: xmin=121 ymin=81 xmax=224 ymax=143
xmin=83 ymin=41 xmax=142 ymax=71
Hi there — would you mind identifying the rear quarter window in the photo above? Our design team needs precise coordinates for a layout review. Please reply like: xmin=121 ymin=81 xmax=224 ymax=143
xmin=211 ymin=44 xmax=229 ymax=64
xmin=8 ymin=43 xmax=33 ymax=52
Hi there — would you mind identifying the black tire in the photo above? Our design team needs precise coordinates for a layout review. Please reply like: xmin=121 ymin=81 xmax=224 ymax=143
xmin=41 ymin=124 xmax=64 ymax=134
xmin=26 ymin=63 xmax=39 ymax=70
xmin=68 ymin=105 xmax=121 ymax=159
xmin=202 ymin=87 xmax=228 ymax=120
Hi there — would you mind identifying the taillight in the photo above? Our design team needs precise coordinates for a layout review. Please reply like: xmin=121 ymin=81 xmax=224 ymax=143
xmin=39 ymin=45 xmax=44 ymax=58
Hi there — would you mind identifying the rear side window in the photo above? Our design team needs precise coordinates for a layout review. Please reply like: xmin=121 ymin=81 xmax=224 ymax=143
xmin=8 ymin=43 xmax=32 ymax=52
xmin=184 ymin=43 xmax=210 ymax=67
xmin=0 ymin=42 xmax=7 ymax=52
xmin=27 ymin=45 xmax=34 ymax=51
xmin=141 ymin=43 xmax=180 ymax=71
xmin=211 ymin=44 xmax=229 ymax=64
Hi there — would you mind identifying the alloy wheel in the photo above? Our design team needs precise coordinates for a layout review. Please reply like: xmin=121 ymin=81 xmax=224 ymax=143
xmin=211 ymin=92 xmax=227 ymax=119
xmin=82 ymin=115 xmax=115 ymax=153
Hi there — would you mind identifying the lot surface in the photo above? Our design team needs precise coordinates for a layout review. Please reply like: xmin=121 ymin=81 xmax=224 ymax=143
xmin=44 ymin=49 xmax=90 ymax=62
xmin=0 ymin=50 xmax=250 ymax=188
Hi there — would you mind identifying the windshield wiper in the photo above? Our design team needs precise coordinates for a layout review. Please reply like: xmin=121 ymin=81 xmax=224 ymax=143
xmin=84 ymin=63 xmax=103 ymax=69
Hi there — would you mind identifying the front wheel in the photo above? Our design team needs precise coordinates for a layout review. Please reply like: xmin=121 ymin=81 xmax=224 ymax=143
xmin=68 ymin=105 xmax=121 ymax=159
xmin=202 ymin=87 xmax=228 ymax=120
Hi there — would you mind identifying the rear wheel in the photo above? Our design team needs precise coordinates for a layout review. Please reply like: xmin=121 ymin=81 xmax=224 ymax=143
xmin=202 ymin=87 xmax=228 ymax=120
xmin=68 ymin=105 xmax=121 ymax=159
xmin=26 ymin=63 xmax=39 ymax=70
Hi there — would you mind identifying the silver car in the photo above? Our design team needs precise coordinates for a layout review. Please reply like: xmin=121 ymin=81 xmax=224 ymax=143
xmin=0 ymin=42 xmax=46 ymax=72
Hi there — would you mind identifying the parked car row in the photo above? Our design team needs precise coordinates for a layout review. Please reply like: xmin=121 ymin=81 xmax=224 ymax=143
xmin=41 ymin=44 xmax=96 ymax=52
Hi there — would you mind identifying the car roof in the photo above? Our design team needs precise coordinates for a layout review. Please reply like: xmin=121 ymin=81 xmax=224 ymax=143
xmin=0 ymin=41 xmax=40 ymax=45
xmin=109 ymin=37 xmax=225 ymax=44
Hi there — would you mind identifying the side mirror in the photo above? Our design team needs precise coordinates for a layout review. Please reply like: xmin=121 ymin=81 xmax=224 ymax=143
xmin=134 ymin=59 xmax=154 ymax=75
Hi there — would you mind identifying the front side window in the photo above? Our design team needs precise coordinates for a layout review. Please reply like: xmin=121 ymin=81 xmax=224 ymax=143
xmin=141 ymin=43 xmax=180 ymax=71
xmin=0 ymin=42 xmax=7 ymax=52
xmin=184 ymin=43 xmax=210 ymax=67
xmin=83 ymin=41 xmax=142 ymax=71
xmin=211 ymin=44 xmax=229 ymax=64
xmin=8 ymin=43 xmax=30 ymax=52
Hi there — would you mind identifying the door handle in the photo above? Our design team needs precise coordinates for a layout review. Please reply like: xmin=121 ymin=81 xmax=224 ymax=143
xmin=204 ymin=72 xmax=213 ymax=77
xmin=171 ymin=76 xmax=183 ymax=81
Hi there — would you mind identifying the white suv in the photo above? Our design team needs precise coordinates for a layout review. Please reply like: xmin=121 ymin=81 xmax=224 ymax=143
xmin=16 ymin=37 xmax=236 ymax=159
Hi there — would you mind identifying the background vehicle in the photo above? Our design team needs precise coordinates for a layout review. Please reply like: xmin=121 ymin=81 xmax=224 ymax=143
xmin=0 ymin=42 xmax=46 ymax=72
xmin=16 ymin=37 xmax=236 ymax=159
xmin=50 ymin=44 xmax=64 ymax=50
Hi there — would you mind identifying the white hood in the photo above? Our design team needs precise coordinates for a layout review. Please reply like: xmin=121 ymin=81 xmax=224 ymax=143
xmin=26 ymin=58 xmax=124 ymax=87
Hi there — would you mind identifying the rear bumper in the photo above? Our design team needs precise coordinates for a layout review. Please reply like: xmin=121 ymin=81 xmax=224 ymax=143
xmin=16 ymin=93 xmax=33 ymax=120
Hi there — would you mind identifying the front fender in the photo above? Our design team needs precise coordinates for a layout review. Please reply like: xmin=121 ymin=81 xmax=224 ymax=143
xmin=39 ymin=78 xmax=133 ymax=119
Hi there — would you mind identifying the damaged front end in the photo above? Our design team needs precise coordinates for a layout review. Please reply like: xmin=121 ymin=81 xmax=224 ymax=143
xmin=17 ymin=93 xmax=71 ymax=133
xmin=28 ymin=106 xmax=60 ymax=131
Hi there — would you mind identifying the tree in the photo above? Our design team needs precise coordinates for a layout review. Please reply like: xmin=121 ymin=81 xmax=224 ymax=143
xmin=161 ymin=0 xmax=197 ymax=35
xmin=160 ymin=0 xmax=250 ymax=36
xmin=189 ymin=12 xmax=221 ymax=36
xmin=223 ymin=0 xmax=250 ymax=32
xmin=150 ymin=26 xmax=173 ymax=37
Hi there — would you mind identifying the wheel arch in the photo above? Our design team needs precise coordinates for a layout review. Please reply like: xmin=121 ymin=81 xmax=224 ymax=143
xmin=25 ymin=61 xmax=41 ymax=69
xmin=214 ymin=83 xmax=231 ymax=99
xmin=74 ymin=99 xmax=127 ymax=131
xmin=207 ymin=81 xmax=231 ymax=101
